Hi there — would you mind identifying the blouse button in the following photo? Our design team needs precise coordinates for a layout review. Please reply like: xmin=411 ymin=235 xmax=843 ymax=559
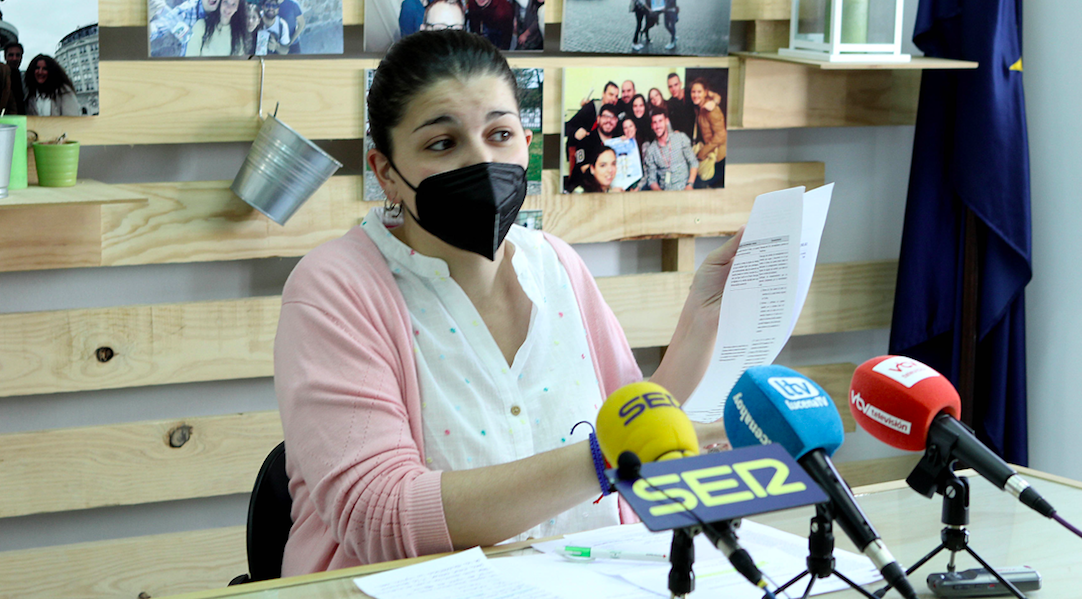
xmin=510 ymin=405 xmax=522 ymax=416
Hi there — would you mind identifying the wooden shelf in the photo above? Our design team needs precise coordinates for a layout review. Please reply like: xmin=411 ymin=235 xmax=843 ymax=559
xmin=0 ymin=180 xmax=148 ymax=210
xmin=737 ymin=51 xmax=979 ymax=70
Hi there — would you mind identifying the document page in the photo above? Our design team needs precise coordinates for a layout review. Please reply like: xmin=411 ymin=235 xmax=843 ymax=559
xmin=353 ymin=546 xmax=560 ymax=599
xmin=681 ymin=184 xmax=834 ymax=422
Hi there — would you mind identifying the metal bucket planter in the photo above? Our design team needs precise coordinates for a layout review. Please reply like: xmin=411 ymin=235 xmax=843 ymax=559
xmin=231 ymin=114 xmax=343 ymax=225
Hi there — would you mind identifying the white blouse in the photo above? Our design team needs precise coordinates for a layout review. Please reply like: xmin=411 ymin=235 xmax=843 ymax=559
xmin=362 ymin=207 xmax=621 ymax=542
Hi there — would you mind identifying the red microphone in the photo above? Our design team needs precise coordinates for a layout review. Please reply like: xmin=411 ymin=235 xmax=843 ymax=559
xmin=849 ymin=356 xmax=1057 ymax=520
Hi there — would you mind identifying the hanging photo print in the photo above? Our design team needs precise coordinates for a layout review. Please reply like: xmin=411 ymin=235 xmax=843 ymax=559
xmin=2 ymin=0 xmax=99 ymax=116
xmin=562 ymin=66 xmax=728 ymax=194
xmin=561 ymin=0 xmax=729 ymax=56
xmin=365 ymin=0 xmax=543 ymax=53
xmin=149 ymin=0 xmax=344 ymax=57
xmin=363 ymin=68 xmax=544 ymax=201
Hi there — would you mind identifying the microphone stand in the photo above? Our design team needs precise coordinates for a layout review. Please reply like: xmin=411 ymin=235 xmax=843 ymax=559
xmin=776 ymin=503 xmax=879 ymax=599
xmin=668 ymin=527 xmax=697 ymax=599
xmin=873 ymin=462 xmax=1027 ymax=598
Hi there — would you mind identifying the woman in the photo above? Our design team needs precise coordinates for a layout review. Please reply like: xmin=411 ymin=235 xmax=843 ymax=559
xmin=628 ymin=0 xmax=655 ymax=50
xmin=275 ymin=30 xmax=741 ymax=574
xmin=571 ymin=146 xmax=618 ymax=193
xmin=24 ymin=55 xmax=81 ymax=117
xmin=689 ymin=77 xmax=726 ymax=188
xmin=186 ymin=0 xmax=248 ymax=56
xmin=629 ymin=93 xmax=653 ymax=146
xmin=648 ymin=86 xmax=665 ymax=112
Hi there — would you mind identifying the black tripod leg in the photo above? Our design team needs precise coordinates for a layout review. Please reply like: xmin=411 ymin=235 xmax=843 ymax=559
xmin=873 ymin=542 xmax=946 ymax=598
xmin=964 ymin=547 xmax=1027 ymax=599
xmin=833 ymin=568 xmax=881 ymax=599
xmin=777 ymin=570 xmax=809 ymax=594
xmin=801 ymin=575 xmax=816 ymax=599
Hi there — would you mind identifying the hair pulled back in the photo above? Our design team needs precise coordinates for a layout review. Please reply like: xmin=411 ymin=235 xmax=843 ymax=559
xmin=367 ymin=30 xmax=519 ymax=160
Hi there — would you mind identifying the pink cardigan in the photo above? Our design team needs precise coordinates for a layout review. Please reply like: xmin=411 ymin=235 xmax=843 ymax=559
xmin=274 ymin=226 xmax=643 ymax=575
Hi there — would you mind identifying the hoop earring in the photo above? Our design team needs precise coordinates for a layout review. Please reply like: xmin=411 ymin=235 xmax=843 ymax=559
xmin=384 ymin=197 xmax=403 ymax=218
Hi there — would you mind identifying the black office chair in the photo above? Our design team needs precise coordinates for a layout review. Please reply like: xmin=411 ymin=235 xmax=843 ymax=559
xmin=229 ymin=441 xmax=293 ymax=585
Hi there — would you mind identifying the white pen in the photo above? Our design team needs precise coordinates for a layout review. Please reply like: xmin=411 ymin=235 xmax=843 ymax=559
xmin=560 ymin=545 xmax=669 ymax=562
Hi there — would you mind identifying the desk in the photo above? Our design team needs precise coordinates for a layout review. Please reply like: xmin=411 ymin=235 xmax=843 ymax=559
xmin=167 ymin=467 xmax=1082 ymax=599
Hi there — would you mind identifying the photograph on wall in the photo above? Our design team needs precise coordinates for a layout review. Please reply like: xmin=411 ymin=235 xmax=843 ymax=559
xmin=148 ymin=0 xmax=343 ymax=57
xmin=365 ymin=0 xmax=543 ymax=53
xmin=561 ymin=0 xmax=729 ymax=56
xmin=0 ymin=0 xmax=99 ymax=116
xmin=562 ymin=66 xmax=727 ymax=194
xmin=363 ymin=67 xmax=544 ymax=202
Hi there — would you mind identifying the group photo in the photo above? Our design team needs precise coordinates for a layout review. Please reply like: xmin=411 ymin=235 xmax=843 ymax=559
xmin=365 ymin=0 xmax=544 ymax=52
xmin=148 ymin=0 xmax=344 ymax=57
xmin=562 ymin=66 xmax=727 ymax=194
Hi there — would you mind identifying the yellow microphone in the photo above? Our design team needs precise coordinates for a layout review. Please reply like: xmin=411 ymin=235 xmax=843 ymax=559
xmin=595 ymin=381 xmax=699 ymax=465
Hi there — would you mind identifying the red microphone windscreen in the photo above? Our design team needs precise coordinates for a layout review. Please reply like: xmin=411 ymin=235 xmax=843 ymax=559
xmin=848 ymin=356 xmax=962 ymax=452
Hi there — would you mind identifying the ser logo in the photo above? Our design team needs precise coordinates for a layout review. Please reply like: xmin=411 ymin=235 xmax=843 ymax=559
xmin=631 ymin=458 xmax=807 ymax=517
xmin=619 ymin=391 xmax=680 ymax=426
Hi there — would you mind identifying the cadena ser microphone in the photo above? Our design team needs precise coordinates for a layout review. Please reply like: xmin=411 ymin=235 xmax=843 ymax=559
xmin=849 ymin=356 xmax=1058 ymax=520
xmin=595 ymin=381 xmax=772 ymax=594
xmin=724 ymin=365 xmax=919 ymax=599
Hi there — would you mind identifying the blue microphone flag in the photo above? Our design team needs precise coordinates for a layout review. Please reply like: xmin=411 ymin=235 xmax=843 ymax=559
xmin=723 ymin=365 xmax=845 ymax=460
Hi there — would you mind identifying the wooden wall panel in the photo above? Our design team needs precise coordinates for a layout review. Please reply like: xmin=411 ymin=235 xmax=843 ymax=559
xmin=794 ymin=363 xmax=857 ymax=433
xmin=0 ymin=527 xmax=246 ymax=599
xmin=0 ymin=412 xmax=282 ymax=518
xmin=0 ymin=297 xmax=280 ymax=398
xmin=0 ymin=260 xmax=891 ymax=398
xmin=102 ymin=178 xmax=366 ymax=266
xmin=740 ymin=58 xmax=921 ymax=128
xmin=0 ymin=205 xmax=103 ymax=273
xmin=793 ymin=260 xmax=897 ymax=335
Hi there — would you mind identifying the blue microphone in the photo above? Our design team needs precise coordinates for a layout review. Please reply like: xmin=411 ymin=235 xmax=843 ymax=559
xmin=723 ymin=365 xmax=918 ymax=599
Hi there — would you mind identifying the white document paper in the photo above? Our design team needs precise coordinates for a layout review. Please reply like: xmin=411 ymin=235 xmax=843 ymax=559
xmin=533 ymin=519 xmax=879 ymax=598
xmin=681 ymin=184 xmax=834 ymax=422
xmin=488 ymin=553 xmax=665 ymax=598
xmin=353 ymin=546 xmax=560 ymax=599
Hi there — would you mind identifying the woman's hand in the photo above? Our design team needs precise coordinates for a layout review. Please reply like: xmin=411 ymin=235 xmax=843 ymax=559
xmin=687 ymin=226 xmax=744 ymax=315
xmin=692 ymin=417 xmax=730 ymax=451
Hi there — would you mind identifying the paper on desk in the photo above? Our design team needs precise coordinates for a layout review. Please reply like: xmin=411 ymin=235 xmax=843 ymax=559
xmin=488 ymin=553 xmax=665 ymax=598
xmin=533 ymin=519 xmax=879 ymax=598
xmin=681 ymin=184 xmax=834 ymax=422
xmin=353 ymin=546 xmax=560 ymax=599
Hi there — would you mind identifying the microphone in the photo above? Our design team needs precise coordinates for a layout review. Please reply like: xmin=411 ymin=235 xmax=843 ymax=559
xmin=595 ymin=381 xmax=771 ymax=594
xmin=723 ymin=365 xmax=919 ymax=599
xmin=849 ymin=356 xmax=1058 ymax=519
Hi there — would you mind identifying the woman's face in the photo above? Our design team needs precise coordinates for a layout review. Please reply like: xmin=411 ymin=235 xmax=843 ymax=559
xmin=622 ymin=119 xmax=637 ymax=139
xmin=377 ymin=74 xmax=531 ymax=215
xmin=591 ymin=150 xmax=617 ymax=189
xmin=690 ymin=83 xmax=706 ymax=107
xmin=220 ymin=0 xmax=240 ymax=22
xmin=33 ymin=59 xmax=48 ymax=85
xmin=247 ymin=4 xmax=261 ymax=31
xmin=649 ymin=88 xmax=664 ymax=107
xmin=632 ymin=96 xmax=646 ymax=118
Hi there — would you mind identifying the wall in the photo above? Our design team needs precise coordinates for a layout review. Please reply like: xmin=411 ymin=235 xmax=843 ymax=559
xmin=0 ymin=13 xmax=922 ymax=556
xmin=1024 ymin=1 xmax=1082 ymax=481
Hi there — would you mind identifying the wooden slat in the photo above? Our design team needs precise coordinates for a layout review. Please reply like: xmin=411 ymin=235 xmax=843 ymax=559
xmin=746 ymin=20 xmax=791 ymax=54
xmin=792 ymin=363 xmax=857 ymax=433
xmin=661 ymin=237 xmax=696 ymax=273
xmin=100 ymin=0 xmax=781 ymax=27
xmin=0 ymin=412 xmax=282 ymax=518
xmin=0 ymin=297 xmax=281 ymax=398
xmin=0 ymin=260 xmax=894 ymax=398
xmin=8 ymin=162 xmax=821 ymax=273
xmin=793 ymin=260 xmax=897 ymax=335
xmin=102 ymin=177 xmax=365 ymax=266
xmin=0 ymin=180 xmax=147 ymax=210
xmin=0 ymin=204 xmax=103 ymax=273
xmin=739 ymin=57 xmax=921 ymax=128
xmin=740 ymin=52 xmax=980 ymax=71
xmin=0 ymin=527 xmax=246 ymax=599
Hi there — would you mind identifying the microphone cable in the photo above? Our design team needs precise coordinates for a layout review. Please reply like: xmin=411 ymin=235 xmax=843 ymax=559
xmin=614 ymin=451 xmax=780 ymax=599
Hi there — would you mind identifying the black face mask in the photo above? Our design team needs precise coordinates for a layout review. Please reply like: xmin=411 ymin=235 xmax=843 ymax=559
xmin=389 ymin=161 xmax=528 ymax=261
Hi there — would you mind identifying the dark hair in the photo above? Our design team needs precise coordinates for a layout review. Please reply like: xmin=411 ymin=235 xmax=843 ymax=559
xmin=24 ymin=55 xmax=75 ymax=101
xmin=3 ymin=42 xmax=22 ymax=54
xmin=631 ymin=93 xmax=646 ymax=107
xmin=581 ymin=147 xmax=616 ymax=193
xmin=667 ymin=72 xmax=680 ymax=81
xmin=604 ymin=81 xmax=618 ymax=94
xmin=598 ymin=103 xmax=618 ymax=118
xmin=649 ymin=105 xmax=669 ymax=120
xmin=689 ymin=77 xmax=711 ymax=95
xmin=368 ymin=30 xmax=519 ymax=159
xmin=202 ymin=0 xmax=248 ymax=55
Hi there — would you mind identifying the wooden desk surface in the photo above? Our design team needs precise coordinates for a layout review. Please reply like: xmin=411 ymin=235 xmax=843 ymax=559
xmin=166 ymin=468 xmax=1082 ymax=599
